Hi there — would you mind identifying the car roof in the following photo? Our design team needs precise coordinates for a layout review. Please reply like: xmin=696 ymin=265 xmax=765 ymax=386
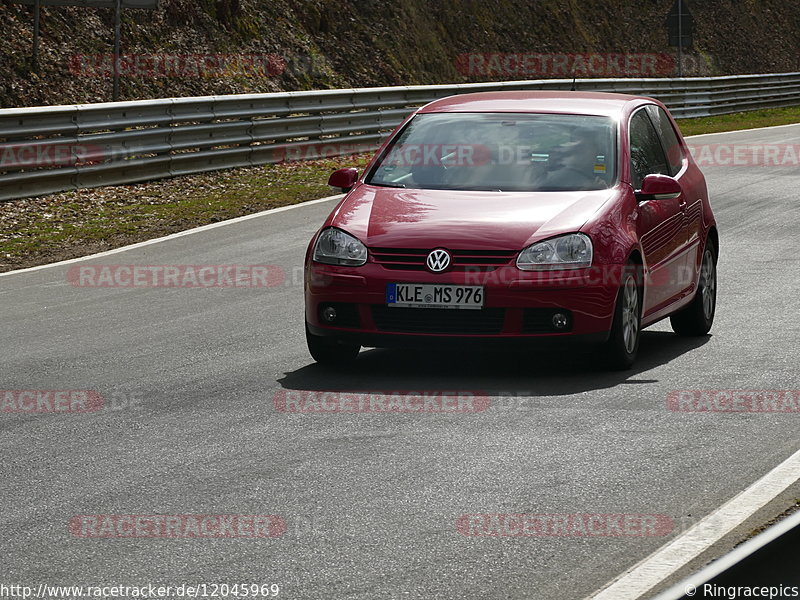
xmin=417 ymin=91 xmax=653 ymax=117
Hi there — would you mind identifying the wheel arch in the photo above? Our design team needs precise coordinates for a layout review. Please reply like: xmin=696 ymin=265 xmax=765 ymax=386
xmin=625 ymin=248 xmax=646 ymax=308
xmin=627 ymin=248 xmax=643 ymax=267
xmin=706 ymin=226 xmax=719 ymax=258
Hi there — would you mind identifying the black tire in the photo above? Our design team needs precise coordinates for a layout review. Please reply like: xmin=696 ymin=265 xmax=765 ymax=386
xmin=305 ymin=324 xmax=360 ymax=365
xmin=603 ymin=263 xmax=643 ymax=370
xmin=670 ymin=240 xmax=717 ymax=336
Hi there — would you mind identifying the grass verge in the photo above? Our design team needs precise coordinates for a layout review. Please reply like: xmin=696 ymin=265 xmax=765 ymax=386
xmin=0 ymin=154 xmax=372 ymax=272
xmin=676 ymin=105 xmax=800 ymax=136
xmin=2 ymin=104 xmax=800 ymax=273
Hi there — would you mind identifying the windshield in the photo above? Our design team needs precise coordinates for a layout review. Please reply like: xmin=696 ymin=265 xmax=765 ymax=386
xmin=365 ymin=112 xmax=617 ymax=192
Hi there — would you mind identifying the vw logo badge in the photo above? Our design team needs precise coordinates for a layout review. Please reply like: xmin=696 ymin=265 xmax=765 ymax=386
xmin=426 ymin=248 xmax=451 ymax=272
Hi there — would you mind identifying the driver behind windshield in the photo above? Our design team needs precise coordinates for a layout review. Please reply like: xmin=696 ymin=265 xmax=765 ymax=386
xmin=544 ymin=131 xmax=609 ymax=190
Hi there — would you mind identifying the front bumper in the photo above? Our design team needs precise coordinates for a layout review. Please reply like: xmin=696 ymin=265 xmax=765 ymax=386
xmin=305 ymin=262 xmax=623 ymax=346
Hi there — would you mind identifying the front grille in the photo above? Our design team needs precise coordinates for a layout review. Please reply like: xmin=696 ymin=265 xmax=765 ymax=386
xmin=522 ymin=308 xmax=573 ymax=333
xmin=370 ymin=248 xmax=516 ymax=272
xmin=372 ymin=306 xmax=505 ymax=334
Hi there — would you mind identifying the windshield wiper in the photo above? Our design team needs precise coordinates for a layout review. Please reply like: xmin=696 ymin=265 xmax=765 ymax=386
xmin=370 ymin=181 xmax=406 ymax=188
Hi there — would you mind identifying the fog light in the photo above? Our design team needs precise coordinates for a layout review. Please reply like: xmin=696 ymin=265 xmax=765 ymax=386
xmin=552 ymin=313 xmax=568 ymax=330
xmin=322 ymin=306 xmax=337 ymax=323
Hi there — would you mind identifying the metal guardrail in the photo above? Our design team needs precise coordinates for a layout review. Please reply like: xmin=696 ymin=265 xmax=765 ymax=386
xmin=2 ymin=72 xmax=800 ymax=201
xmin=654 ymin=509 xmax=800 ymax=598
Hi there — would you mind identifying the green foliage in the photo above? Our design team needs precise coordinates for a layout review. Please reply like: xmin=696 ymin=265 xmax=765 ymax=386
xmin=677 ymin=106 xmax=800 ymax=136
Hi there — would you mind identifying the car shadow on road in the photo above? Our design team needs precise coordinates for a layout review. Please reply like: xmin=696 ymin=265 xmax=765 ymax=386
xmin=277 ymin=331 xmax=711 ymax=397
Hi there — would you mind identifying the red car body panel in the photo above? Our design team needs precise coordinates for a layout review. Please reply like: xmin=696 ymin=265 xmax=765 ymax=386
xmin=304 ymin=91 xmax=716 ymax=345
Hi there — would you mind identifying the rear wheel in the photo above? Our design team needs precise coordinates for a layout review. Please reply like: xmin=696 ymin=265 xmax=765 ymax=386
xmin=670 ymin=241 xmax=717 ymax=336
xmin=603 ymin=263 xmax=642 ymax=370
xmin=305 ymin=324 xmax=360 ymax=365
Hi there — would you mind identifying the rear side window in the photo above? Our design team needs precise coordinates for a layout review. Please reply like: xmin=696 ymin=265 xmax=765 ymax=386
xmin=646 ymin=105 xmax=684 ymax=176
xmin=629 ymin=109 xmax=669 ymax=189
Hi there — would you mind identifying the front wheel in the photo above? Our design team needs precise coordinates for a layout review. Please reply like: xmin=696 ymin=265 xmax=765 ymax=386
xmin=305 ymin=324 xmax=360 ymax=366
xmin=603 ymin=264 xmax=642 ymax=370
xmin=670 ymin=241 xmax=717 ymax=336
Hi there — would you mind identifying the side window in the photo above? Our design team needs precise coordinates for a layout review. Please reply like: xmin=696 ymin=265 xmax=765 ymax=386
xmin=646 ymin=105 xmax=684 ymax=176
xmin=629 ymin=109 xmax=669 ymax=189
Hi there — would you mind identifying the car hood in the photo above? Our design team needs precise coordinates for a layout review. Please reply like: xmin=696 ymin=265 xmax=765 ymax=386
xmin=328 ymin=184 xmax=617 ymax=250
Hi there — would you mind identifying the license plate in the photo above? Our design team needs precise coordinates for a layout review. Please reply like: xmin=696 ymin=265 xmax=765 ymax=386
xmin=386 ymin=283 xmax=484 ymax=309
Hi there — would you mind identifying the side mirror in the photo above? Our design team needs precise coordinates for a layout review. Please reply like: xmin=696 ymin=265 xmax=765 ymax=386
xmin=328 ymin=168 xmax=359 ymax=193
xmin=635 ymin=174 xmax=682 ymax=202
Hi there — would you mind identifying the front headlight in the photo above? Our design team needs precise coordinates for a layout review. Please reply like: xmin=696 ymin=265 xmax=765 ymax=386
xmin=517 ymin=233 xmax=593 ymax=270
xmin=313 ymin=227 xmax=368 ymax=266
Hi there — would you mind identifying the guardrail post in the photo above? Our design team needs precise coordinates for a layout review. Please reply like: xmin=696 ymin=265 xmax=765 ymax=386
xmin=112 ymin=0 xmax=121 ymax=101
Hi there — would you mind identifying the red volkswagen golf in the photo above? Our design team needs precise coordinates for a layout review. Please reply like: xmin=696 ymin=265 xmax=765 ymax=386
xmin=304 ymin=91 xmax=718 ymax=369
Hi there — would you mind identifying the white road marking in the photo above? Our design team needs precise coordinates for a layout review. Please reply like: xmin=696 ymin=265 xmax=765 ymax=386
xmin=652 ymin=510 xmax=800 ymax=600
xmin=683 ymin=121 xmax=800 ymax=138
xmin=4 ymin=121 xmax=800 ymax=279
xmin=587 ymin=446 xmax=800 ymax=599
xmin=2 ymin=119 xmax=800 ymax=594
xmin=0 ymin=194 xmax=343 ymax=278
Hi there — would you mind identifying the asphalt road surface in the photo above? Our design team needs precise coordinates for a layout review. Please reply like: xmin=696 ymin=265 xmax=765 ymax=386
xmin=2 ymin=125 xmax=799 ymax=600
